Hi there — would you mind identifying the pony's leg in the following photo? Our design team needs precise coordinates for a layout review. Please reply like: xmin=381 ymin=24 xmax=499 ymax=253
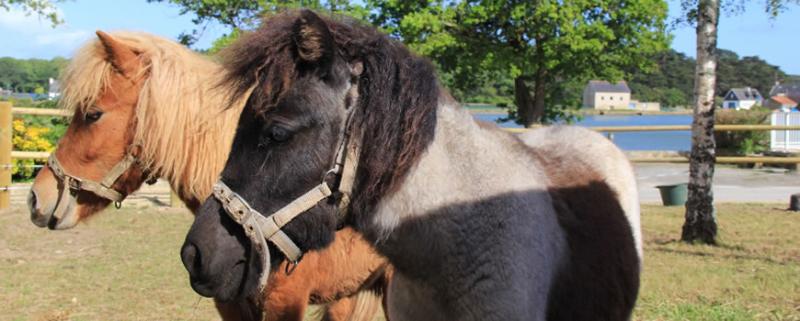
xmin=215 ymin=298 xmax=261 ymax=321
xmin=322 ymin=297 xmax=355 ymax=321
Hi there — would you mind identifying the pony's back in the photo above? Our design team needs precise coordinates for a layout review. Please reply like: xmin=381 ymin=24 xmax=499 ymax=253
xmin=519 ymin=126 xmax=642 ymax=259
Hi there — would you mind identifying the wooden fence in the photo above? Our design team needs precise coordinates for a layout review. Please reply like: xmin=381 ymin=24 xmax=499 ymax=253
xmin=1 ymin=101 xmax=799 ymax=209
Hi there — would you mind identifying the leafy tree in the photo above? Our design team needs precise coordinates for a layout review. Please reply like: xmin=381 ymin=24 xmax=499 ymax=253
xmin=0 ymin=57 xmax=67 ymax=93
xmin=147 ymin=0 xmax=369 ymax=45
xmin=0 ymin=0 xmax=63 ymax=26
xmin=716 ymin=49 xmax=786 ymax=96
xmin=627 ymin=48 xmax=788 ymax=108
xmin=368 ymin=0 xmax=670 ymax=125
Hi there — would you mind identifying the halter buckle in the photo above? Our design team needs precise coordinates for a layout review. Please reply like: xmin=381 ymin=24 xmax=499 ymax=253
xmin=66 ymin=177 xmax=82 ymax=191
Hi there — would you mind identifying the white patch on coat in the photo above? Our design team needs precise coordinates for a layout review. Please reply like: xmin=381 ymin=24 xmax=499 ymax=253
xmin=370 ymin=101 xmax=554 ymax=237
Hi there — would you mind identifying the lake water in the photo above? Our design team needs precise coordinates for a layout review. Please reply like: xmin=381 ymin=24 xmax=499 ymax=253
xmin=473 ymin=113 xmax=693 ymax=151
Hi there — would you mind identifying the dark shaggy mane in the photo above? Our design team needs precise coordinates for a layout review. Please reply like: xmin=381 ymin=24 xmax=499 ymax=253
xmin=220 ymin=10 xmax=439 ymax=225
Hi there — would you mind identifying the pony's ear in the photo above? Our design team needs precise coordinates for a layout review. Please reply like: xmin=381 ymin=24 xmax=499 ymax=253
xmin=292 ymin=10 xmax=335 ymax=71
xmin=96 ymin=30 xmax=140 ymax=76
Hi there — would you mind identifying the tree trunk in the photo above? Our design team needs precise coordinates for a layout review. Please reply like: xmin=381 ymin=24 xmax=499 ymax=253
xmin=514 ymin=70 xmax=547 ymax=127
xmin=531 ymin=63 xmax=547 ymax=124
xmin=515 ymin=76 xmax=535 ymax=127
xmin=682 ymin=0 xmax=720 ymax=245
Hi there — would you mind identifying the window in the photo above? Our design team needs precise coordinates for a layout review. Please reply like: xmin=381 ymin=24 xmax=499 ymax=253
xmin=601 ymin=96 xmax=604 ymax=100
xmin=610 ymin=96 xmax=614 ymax=100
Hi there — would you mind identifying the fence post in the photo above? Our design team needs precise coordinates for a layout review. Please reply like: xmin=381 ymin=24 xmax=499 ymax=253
xmin=0 ymin=102 xmax=12 ymax=210
xmin=786 ymin=112 xmax=791 ymax=151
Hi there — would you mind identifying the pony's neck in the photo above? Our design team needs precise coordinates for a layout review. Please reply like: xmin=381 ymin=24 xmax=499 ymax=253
xmin=365 ymin=99 xmax=552 ymax=239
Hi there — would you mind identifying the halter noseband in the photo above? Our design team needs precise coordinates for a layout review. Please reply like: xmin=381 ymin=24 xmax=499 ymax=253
xmin=211 ymin=75 xmax=361 ymax=291
xmin=46 ymin=147 xmax=145 ymax=221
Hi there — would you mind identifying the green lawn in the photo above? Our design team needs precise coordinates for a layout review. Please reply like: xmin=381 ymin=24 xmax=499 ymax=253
xmin=1 ymin=203 xmax=798 ymax=320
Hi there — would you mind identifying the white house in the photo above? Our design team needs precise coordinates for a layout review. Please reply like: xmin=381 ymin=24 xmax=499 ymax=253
xmin=48 ymin=78 xmax=61 ymax=100
xmin=722 ymin=87 xmax=762 ymax=110
xmin=582 ymin=80 xmax=631 ymax=110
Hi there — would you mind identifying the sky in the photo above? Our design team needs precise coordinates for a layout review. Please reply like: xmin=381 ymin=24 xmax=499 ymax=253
xmin=0 ymin=0 xmax=798 ymax=74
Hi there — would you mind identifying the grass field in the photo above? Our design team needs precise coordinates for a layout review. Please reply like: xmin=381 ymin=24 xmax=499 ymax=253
xmin=1 ymin=203 xmax=798 ymax=320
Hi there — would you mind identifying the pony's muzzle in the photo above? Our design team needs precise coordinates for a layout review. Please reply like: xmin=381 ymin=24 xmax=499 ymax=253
xmin=181 ymin=239 xmax=221 ymax=298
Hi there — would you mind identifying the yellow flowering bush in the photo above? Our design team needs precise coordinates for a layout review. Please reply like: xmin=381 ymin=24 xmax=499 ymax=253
xmin=12 ymin=119 xmax=55 ymax=180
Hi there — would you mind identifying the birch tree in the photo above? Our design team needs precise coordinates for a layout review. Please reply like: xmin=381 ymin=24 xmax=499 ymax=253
xmin=681 ymin=0 xmax=798 ymax=244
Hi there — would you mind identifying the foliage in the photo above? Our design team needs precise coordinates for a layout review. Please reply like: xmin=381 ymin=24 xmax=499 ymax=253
xmin=0 ymin=0 xmax=63 ymax=26
xmin=716 ymin=49 xmax=786 ymax=98
xmin=0 ymin=57 xmax=68 ymax=93
xmin=207 ymin=28 xmax=242 ymax=55
xmin=11 ymin=118 xmax=54 ymax=180
xmin=0 ymin=100 xmax=66 ymax=181
xmin=160 ymin=0 xmax=669 ymax=124
xmin=368 ymin=0 xmax=670 ymax=125
xmin=628 ymin=49 xmax=695 ymax=107
xmin=627 ymin=48 xmax=788 ymax=108
xmin=147 ymin=0 xmax=370 ymax=45
xmin=714 ymin=108 xmax=771 ymax=155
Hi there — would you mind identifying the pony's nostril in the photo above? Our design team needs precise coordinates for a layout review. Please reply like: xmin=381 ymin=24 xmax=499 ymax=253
xmin=28 ymin=190 xmax=49 ymax=228
xmin=181 ymin=242 xmax=202 ymax=276
xmin=27 ymin=190 xmax=38 ymax=212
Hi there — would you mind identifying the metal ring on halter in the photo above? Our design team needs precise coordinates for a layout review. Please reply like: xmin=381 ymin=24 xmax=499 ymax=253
xmin=285 ymin=259 xmax=299 ymax=275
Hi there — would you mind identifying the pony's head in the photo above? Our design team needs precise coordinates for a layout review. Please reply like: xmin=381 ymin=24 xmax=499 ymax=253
xmin=181 ymin=9 xmax=438 ymax=301
xmin=29 ymin=31 xmax=149 ymax=229
xmin=29 ymin=31 xmax=231 ymax=229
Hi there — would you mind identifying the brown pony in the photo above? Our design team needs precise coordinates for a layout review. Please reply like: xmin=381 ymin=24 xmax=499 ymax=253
xmin=27 ymin=31 xmax=388 ymax=321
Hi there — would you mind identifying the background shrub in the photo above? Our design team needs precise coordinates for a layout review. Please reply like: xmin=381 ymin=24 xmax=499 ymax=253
xmin=714 ymin=108 xmax=771 ymax=155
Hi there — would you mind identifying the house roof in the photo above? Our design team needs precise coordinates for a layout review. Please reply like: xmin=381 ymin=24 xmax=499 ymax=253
xmin=586 ymin=80 xmax=630 ymax=93
xmin=726 ymin=87 xmax=762 ymax=101
xmin=770 ymin=95 xmax=798 ymax=106
xmin=770 ymin=82 xmax=800 ymax=102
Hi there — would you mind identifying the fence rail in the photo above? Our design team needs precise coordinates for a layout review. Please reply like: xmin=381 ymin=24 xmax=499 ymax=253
xmin=1 ymin=103 xmax=798 ymax=209
xmin=505 ymin=124 xmax=800 ymax=133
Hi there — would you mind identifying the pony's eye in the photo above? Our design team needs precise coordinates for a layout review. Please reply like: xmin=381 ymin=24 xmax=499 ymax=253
xmin=85 ymin=110 xmax=103 ymax=123
xmin=258 ymin=125 xmax=293 ymax=148
xmin=269 ymin=126 xmax=291 ymax=142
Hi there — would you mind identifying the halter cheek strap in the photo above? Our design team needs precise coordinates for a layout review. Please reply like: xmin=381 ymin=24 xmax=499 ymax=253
xmin=47 ymin=151 xmax=138 ymax=221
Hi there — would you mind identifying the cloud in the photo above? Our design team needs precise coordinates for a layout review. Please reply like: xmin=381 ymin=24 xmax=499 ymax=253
xmin=0 ymin=7 xmax=90 ymax=57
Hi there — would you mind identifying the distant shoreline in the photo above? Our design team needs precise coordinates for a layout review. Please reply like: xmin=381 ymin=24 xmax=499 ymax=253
xmin=463 ymin=105 xmax=693 ymax=116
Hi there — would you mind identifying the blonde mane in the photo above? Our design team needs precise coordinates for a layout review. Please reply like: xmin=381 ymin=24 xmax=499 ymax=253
xmin=59 ymin=32 xmax=248 ymax=203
